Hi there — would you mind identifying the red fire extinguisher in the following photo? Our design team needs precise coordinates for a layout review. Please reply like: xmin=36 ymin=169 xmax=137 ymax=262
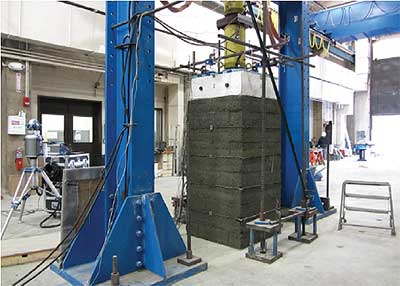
xmin=15 ymin=147 xmax=23 ymax=171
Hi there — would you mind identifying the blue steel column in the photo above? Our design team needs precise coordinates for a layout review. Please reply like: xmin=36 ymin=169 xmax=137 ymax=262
xmin=279 ymin=2 xmax=310 ymax=207
xmin=105 ymin=1 xmax=155 ymax=221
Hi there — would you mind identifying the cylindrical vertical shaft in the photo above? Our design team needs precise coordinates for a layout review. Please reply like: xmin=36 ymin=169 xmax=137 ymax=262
xmin=111 ymin=255 xmax=120 ymax=286
xmin=259 ymin=1 xmax=267 ymax=222
xmin=300 ymin=3 xmax=308 ymax=210
xmin=185 ymin=51 xmax=196 ymax=260
xmin=223 ymin=1 xmax=245 ymax=69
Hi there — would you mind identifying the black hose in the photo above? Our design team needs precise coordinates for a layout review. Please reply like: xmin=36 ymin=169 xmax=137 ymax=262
xmin=246 ymin=2 xmax=308 ymax=200
xmin=39 ymin=209 xmax=60 ymax=229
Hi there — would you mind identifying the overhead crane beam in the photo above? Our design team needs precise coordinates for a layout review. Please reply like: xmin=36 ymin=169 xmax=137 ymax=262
xmin=194 ymin=0 xmax=355 ymax=66
xmin=310 ymin=1 xmax=400 ymax=43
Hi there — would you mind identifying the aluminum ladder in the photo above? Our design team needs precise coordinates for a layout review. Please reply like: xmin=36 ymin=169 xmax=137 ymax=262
xmin=338 ymin=180 xmax=396 ymax=236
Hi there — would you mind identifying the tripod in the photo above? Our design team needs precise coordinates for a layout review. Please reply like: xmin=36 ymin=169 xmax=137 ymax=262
xmin=1 ymin=158 xmax=61 ymax=239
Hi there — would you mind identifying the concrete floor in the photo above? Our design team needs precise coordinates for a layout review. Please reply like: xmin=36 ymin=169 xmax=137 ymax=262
xmin=2 ymin=154 xmax=400 ymax=285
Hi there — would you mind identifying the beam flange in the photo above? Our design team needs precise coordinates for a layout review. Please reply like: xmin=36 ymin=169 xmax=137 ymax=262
xmin=311 ymin=1 xmax=400 ymax=43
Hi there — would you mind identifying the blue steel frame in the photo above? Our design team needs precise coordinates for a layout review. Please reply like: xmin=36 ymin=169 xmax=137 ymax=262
xmin=279 ymin=2 xmax=311 ymax=208
xmin=311 ymin=1 xmax=400 ymax=43
xmin=51 ymin=2 xmax=194 ymax=285
xmin=50 ymin=1 xmax=400 ymax=284
xmin=279 ymin=0 xmax=400 ymax=209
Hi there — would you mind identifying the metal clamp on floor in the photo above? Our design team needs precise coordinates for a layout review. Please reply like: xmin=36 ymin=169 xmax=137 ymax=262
xmin=338 ymin=180 xmax=396 ymax=236
xmin=288 ymin=207 xmax=318 ymax=243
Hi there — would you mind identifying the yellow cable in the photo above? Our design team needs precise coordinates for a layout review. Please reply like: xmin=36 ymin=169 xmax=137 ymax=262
xmin=320 ymin=40 xmax=331 ymax=58
xmin=316 ymin=34 xmax=323 ymax=50
xmin=309 ymin=31 xmax=315 ymax=48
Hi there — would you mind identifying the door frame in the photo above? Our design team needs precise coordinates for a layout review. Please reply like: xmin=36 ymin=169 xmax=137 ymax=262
xmin=38 ymin=96 xmax=102 ymax=165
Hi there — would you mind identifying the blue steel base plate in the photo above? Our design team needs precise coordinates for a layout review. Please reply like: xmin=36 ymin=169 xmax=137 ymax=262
xmin=288 ymin=232 xmax=318 ymax=244
xmin=245 ymin=248 xmax=283 ymax=264
xmin=51 ymin=258 xmax=207 ymax=286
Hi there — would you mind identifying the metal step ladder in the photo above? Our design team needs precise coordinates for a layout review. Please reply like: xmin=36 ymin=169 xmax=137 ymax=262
xmin=338 ymin=180 xmax=396 ymax=236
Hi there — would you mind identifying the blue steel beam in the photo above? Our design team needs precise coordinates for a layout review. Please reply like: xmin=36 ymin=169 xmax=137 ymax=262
xmin=51 ymin=2 xmax=206 ymax=285
xmin=279 ymin=2 xmax=310 ymax=208
xmin=311 ymin=1 xmax=400 ymax=43
xmin=310 ymin=29 xmax=355 ymax=65
xmin=249 ymin=4 xmax=355 ymax=64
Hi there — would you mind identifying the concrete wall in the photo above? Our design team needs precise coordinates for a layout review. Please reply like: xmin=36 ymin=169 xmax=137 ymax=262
xmin=335 ymin=105 xmax=351 ymax=148
xmin=1 ymin=62 xmax=32 ymax=193
xmin=370 ymin=57 xmax=400 ymax=115
xmin=354 ymin=91 xmax=370 ymax=143
xmin=310 ymin=100 xmax=323 ymax=141
xmin=354 ymin=39 xmax=371 ymax=92
xmin=1 ymin=1 xmax=105 ymax=53
xmin=1 ymin=1 xmax=222 ymax=69
xmin=1 ymin=60 xmax=188 ymax=193
xmin=1 ymin=60 xmax=104 ymax=194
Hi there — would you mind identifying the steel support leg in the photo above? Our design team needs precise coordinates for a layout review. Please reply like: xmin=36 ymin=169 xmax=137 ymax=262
xmin=1 ymin=171 xmax=35 ymax=238
xmin=296 ymin=216 xmax=301 ymax=241
xmin=272 ymin=232 xmax=278 ymax=257
xmin=19 ymin=198 xmax=28 ymax=222
xmin=313 ymin=214 xmax=317 ymax=235
xmin=248 ymin=229 xmax=255 ymax=256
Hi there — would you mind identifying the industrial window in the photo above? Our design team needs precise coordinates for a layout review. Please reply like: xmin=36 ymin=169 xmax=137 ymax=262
xmin=41 ymin=114 xmax=64 ymax=142
xmin=154 ymin=108 xmax=163 ymax=148
xmin=73 ymin=116 xmax=93 ymax=143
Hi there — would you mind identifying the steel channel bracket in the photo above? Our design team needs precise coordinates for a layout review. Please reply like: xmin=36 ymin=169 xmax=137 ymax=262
xmin=288 ymin=207 xmax=318 ymax=243
xmin=245 ymin=220 xmax=283 ymax=264
xmin=51 ymin=193 xmax=207 ymax=285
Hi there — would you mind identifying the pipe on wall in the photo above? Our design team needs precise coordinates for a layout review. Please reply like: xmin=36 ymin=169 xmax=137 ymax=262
xmin=25 ymin=61 xmax=30 ymax=99
xmin=1 ymin=53 xmax=105 ymax=73
xmin=3 ymin=46 xmax=104 ymax=69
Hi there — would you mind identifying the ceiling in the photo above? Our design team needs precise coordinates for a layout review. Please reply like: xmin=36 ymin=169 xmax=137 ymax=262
xmin=310 ymin=1 xmax=355 ymax=12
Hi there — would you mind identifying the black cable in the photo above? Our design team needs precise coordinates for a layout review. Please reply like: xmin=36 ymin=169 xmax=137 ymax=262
xmin=13 ymin=126 xmax=127 ymax=286
xmin=16 ymin=7 xmax=177 ymax=286
xmin=15 ymin=129 xmax=126 ymax=286
xmin=246 ymin=2 xmax=308 ymax=198
xmin=58 ymin=1 xmax=105 ymax=15
xmin=106 ymin=12 xmax=144 ymax=237
xmin=154 ymin=17 xmax=217 ymax=47
xmin=14 ymin=128 xmax=126 ymax=285
xmin=39 ymin=204 xmax=60 ymax=229
xmin=154 ymin=16 xmax=237 ymax=53
xmin=153 ymin=16 xmax=247 ymax=69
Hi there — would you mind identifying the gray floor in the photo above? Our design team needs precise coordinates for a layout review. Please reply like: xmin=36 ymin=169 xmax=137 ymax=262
xmin=2 ymin=155 xmax=400 ymax=285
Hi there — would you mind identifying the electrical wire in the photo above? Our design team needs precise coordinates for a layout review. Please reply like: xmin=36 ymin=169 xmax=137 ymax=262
xmin=246 ymin=1 xmax=308 ymax=199
xmin=91 ymin=14 xmax=144 ymax=286
xmin=107 ymin=13 xmax=143 ymax=235
xmin=154 ymin=17 xmax=217 ymax=48
xmin=154 ymin=16 xmax=254 ymax=71
xmin=160 ymin=0 xmax=192 ymax=13
xmin=13 ymin=125 xmax=127 ymax=286
xmin=16 ymin=3 xmax=195 ymax=285
xmin=39 ymin=200 xmax=61 ymax=229
xmin=18 ymin=12 xmax=145 ymax=285
xmin=317 ymin=1 xmax=400 ymax=30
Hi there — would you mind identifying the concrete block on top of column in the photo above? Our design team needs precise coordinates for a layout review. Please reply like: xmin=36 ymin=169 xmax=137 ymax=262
xmin=190 ymin=70 xmax=275 ymax=100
